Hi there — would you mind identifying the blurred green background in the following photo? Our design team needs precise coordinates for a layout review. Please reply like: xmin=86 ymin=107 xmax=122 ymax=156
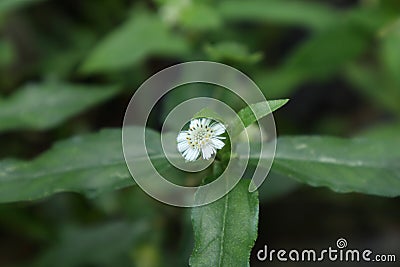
xmin=0 ymin=0 xmax=399 ymax=266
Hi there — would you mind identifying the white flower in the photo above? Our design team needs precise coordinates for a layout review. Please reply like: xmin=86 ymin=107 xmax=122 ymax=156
xmin=177 ymin=118 xmax=226 ymax=161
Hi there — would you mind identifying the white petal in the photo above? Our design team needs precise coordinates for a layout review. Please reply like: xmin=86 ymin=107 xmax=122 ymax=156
xmin=189 ymin=148 xmax=200 ymax=161
xmin=190 ymin=119 xmax=199 ymax=129
xmin=183 ymin=147 xmax=199 ymax=161
xmin=201 ymin=146 xmax=210 ymax=160
xmin=210 ymin=146 xmax=216 ymax=154
xmin=177 ymin=141 xmax=189 ymax=152
xmin=201 ymin=145 xmax=215 ymax=160
xmin=182 ymin=146 xmax=190 ymax=156
xmin=177 ymin=118 xmax=227 ymax=161
xmin=177 ymin=131 xmax=188 ymax=142
xmin=203 ymin=118 xmax=211 ymax=127
xmin=211 ymin=138 xmax=225 ymax=149
xmin=182 ymin=147 xmax=193 ymax=160
xmin=211 ymin=123 xmax=226 ymax=135
xmin=200 ymin=118 xmax=211 ymax=128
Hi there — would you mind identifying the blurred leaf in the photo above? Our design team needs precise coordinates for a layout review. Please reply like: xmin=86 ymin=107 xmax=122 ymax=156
xmin=81 ymin=12 xmax=189 ymax=73
xmin=179 ymin=2 xmax=221 ymax=31
xmin=218 ymin=0 xmax=339 ymax=31
xmin=0 ymin=82 xmax=120 ymax=132
xmin=255 ymin=69 xmax=305 ymax=98
xmin=162 ymin=84 xmax=215 ymax=117
xmin=190 ymin=179 xmax=258 ymax=267
xmin=248 ymin=135 xmax=400 ymax=197
xmin=0 ymin=127 xmax=177 ymax=203
xmin=347 ymin=6 xmax=397 ymax=32
xmin=256 ymin=22 xmax=371 ymax=98
xmin=0 ymin=39 xmax=14 ymax=67
xmin=358 ymin=123 xmax=400 ymax=139
xmin=38 ymin=28 xmax=97 ymax=78
xmin=380 ymin=21 xmax=400 ymax=86
xmin=204 ymin=42 xmax=262 ymax=64
xmin=132 ymin=243 xmax=161 ymax=267
xmin=259 ymin=171 xmax=300 ymax=202
xmin=157 ymin=0 xmax=189 ymax=23
xmin=161 ymin=84 xmax=246 ymax=124
xmin=159 ymin=0 xmax=221 ymax=30
xmin=345 ymin=63 xmax=400 ymax=115
xmin=283 ymin=24 xmax=370 ymax=79
xmin=0 ymin=0 xmax=45 ymax=17
xmin=33 ymin=221 xmax=149 ymax=267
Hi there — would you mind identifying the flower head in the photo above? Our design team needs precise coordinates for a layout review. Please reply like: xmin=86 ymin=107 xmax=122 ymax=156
xmin=177 ymin=118 xmax=226 ymax=161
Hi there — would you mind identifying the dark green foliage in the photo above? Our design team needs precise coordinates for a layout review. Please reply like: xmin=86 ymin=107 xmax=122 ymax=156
xmin=0 ymin=0 xmax=399 ymax=266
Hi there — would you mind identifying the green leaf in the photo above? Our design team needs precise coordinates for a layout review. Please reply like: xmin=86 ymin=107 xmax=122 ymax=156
xmin=218 ymin=0 xmax=339 ymax=31
xmin=248 ymin=135 xmax=400 ymax=197
xmin=33 ymin=221 xmax=150 ymax=267
xmin=254 ymin=69 xmax=306 ymax=98
xmin=345 ymin=64 xmax=400 ymax=115
xmin=190 ymin=179 xmax=258 ymax=267
xmin=0 ymin=82 xmax=120 ymax=132
xmin=80 ymin=12 xmax=189 ymax=73
xmin=237 ymin=99 xmax=289 ymax=128
xmin=0 ymin=39 xmax=14 ymax=67
xmin=204 ymin=42 xmax=262 ymax=64
xmin=179 ymin=3 xmax=221 ymax=31
xmin=193 ymin=99 xmax=288 ymax=138
xmin=358 ymin=123 xmax=400 ymax=139
xmin=282 ymin=24 xmax=370 ymax=79
xmin=158 ymin=0 xmax=221 ymax=31
xmin=230 ymin=99 xmax=289 ymax=137
xmin=380 ymin=23 xmax=400 ymax=86
xmin=0 ymin=127 xmax=176 ymax=203
xmin=346 ymin=6 xmax=396 ymax=33
xmin=254 ymin=16 xmax=378 ymax=98
xmin=2 ymin=126 xmax=398 ymax=205
xmin=0 ymin=0 xmax=45 ymax=17
xmin=38 ymin=28 xmax=97 ymax=78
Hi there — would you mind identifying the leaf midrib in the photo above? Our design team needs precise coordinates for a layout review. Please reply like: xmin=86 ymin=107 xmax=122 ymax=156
xmin=218 ymin=190 xmax=229 ymax=267
xmin=248 ymin=154 xmax=397 ymax=170
xmin=273 ymin=156 xmax=396 ymax=170
xmin=1 ymin=154 xmax=181 ymax=181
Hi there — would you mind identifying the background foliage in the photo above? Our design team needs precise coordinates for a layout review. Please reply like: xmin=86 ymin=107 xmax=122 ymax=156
xmin=0 ymin=0 xmax=399 ymax=266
